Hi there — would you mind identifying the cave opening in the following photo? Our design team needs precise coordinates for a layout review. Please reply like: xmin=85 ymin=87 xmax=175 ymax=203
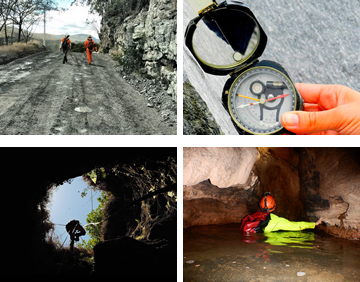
xmin=46 ymin=176 xmax=101 ymax=251
xmin=183 ymin=147 xmax=360 ymax=281
xmin=16 ymin=148 xmax=177 ymax=275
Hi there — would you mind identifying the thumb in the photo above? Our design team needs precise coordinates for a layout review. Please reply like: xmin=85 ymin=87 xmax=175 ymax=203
xmin=281 ymin=110 xmax=341 ymax=134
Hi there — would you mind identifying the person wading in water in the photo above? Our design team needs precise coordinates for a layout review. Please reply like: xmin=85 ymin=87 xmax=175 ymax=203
xmin=241 ymin=192 xmax=324 ymax=233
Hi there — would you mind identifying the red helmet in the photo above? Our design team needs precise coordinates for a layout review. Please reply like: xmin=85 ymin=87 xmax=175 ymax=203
xmin=259 ymin=192 xmax=276 ymax=212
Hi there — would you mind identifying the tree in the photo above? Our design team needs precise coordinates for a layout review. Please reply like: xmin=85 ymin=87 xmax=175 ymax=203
xmin=0 ymin=0 xmax=18 ymax=44
xmin=7 ymin=0 xmax=57 ymax=43
xmin=76 ymin=191 xmax=112 ymax=252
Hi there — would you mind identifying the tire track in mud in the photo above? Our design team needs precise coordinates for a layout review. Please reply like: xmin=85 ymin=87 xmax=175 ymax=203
xmin=0 ymin=51 xmax=173 ymax=135
xmin=0 ymin=64 xmax=58 ymax=134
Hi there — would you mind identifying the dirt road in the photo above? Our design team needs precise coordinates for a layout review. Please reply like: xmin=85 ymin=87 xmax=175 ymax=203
xmin=0 ymin=51 xmax=175 ymax=135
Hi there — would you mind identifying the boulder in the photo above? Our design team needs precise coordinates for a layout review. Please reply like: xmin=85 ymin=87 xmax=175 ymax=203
xmin=94 ymin=236 xmax=176 ymax=276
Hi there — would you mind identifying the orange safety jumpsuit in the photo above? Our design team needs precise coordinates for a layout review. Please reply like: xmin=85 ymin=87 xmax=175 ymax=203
xmin=84 ymin=39 xmax=97 ymax=64
xmin=60 ymin=37 xmax=71 ymax=63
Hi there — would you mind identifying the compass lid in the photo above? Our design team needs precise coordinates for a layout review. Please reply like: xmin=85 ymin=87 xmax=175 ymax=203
xmin=185 ymin=0 xmax=267 ymax=76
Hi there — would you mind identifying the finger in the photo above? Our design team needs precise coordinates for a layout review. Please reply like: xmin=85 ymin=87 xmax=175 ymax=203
xmin=295 ymin=83 xmax=348 ymax=110
xmin=303 ymin=103 xmax=322 ymax=112
xmin=281 ymin=109 xmax=342 ymax=134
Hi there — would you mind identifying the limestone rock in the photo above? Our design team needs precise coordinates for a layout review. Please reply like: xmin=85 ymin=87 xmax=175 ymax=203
xmin=183 ymin=147 xmax=258 ymax=188
xmin=183 ymin=180 xmax=259 ymax=228
xmin=298 ymin=148 xmax=360 ymax=230
xmin=100 ymin=0 xmax=176 ymax=99
xmin=254 ymin=148 xmax=303 ymax=221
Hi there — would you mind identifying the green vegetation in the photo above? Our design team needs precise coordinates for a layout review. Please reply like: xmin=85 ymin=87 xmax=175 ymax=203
xmin=71 ymin=42 xmax=100 ymax=53
xmin=76 ymin=190 xmax=112 ymax=253
xmin=112 ymin=41 xmax=144 ymax=74
xmin=86 ymin=0 xmax=149 ymax=23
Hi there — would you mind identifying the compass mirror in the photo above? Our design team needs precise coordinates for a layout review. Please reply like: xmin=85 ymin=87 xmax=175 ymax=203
xmin=191 ymin=8 xmax=261 ymax=69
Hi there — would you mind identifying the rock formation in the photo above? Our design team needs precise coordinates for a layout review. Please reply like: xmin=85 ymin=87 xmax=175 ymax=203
xmin=183 ymin=147 xmax=360 ymax=240
xmin=100 ymin=0 xmax=177 ymax=99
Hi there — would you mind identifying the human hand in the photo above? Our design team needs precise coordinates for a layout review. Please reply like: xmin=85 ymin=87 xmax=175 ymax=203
xmin=315 ymin=217 xmax=324 ymax=226
xmin=281 ymin=83 xmax=360 ymax=135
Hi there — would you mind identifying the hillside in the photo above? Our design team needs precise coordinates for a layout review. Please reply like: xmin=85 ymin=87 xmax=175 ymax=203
xmin=32 ymin=33 xmax=99 ymax=43
xmin=0 ymin=27 xmax=99 ymax=43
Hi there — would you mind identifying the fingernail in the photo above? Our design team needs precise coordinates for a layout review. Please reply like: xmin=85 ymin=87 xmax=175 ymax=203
xmin=282 ymin=113 xmax=299 ymax=127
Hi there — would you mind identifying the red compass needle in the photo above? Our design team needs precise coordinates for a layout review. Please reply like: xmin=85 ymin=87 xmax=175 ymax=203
xmin=237 ymin=94 xmax=289 ymax=109
xmin=266 ymin=94 xmax=289 ymax=101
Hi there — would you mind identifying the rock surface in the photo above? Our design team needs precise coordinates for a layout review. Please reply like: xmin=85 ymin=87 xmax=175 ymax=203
xmin=183 ymin=80 xmax=221 ymax=135
xmin=183 ymin=147 xmax=258 ymax=188
xmin=100 ymin=0 xmax=176 ymax=99
xmin=298 ymin=148 xmax=360 ymax=230
xmin=94 ymin=236 xmax=176 ymax=275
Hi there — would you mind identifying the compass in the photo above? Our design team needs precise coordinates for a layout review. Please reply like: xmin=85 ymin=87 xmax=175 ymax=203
xmin=185 ymin=0 xmax=303 ymax=135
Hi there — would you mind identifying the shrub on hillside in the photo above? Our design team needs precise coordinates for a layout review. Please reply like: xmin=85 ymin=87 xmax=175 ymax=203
xmin=71 ymin=42 xmax=100 ymax=53
xmin=112 ymin=42 xmax=144 ymax=74
xmin=0 ymin=40 xmax=41 ymax=55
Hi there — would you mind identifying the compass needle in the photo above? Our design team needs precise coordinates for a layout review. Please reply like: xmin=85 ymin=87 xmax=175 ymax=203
xmin=237 ymin=94 xmax=260 ymax=102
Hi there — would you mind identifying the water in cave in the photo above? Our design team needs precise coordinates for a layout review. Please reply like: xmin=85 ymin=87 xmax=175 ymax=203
xmin=183 ymin=224 xmax=360 ymax=281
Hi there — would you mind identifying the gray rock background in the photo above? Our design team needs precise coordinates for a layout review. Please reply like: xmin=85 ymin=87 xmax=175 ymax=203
xmin=183 ymin=0 xmax=360 ymax=134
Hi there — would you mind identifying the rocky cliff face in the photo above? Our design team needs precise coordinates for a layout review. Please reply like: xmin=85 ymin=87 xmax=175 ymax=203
xmin=100 ymin=0 xmax=177 ymax=99
xmin=183 ymin=147 xmax=360 ymax=240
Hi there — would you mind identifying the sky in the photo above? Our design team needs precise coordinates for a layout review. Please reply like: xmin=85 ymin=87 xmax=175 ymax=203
xmin=47 ymin=175 xmax=101 ymax=248
xmin=32 ymin=0 xmax=101 ymax=38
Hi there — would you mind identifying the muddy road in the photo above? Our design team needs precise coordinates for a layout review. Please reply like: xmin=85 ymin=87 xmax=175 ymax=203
xmin=0 ymin=51 xmax=175 ymax=135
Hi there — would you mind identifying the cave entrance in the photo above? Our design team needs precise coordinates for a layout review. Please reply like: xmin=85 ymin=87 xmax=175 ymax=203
xmin=47 ymin=176 xmax=101 ymax=249
xmin=24 ymin=148 xmax=177 ymax=275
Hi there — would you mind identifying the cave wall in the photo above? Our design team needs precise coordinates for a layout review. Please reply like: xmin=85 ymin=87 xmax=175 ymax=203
xmin=183 ymin=147 xmax=360 ymax=239
xmin=254 ymin=148 xmax=303 ymax=221
xmin=298 ymin=148 xmax=360 ymax=230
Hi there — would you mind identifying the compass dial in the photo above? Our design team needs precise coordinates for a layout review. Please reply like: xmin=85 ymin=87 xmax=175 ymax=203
xmin=228 ymin=67 xmax=298 ymax=135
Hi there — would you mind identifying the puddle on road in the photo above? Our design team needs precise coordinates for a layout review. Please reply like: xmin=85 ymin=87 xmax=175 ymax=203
xmin=75 ymin=106 xmax=92 ymax=113
xmin=9 ymin=71 xmax=31 ymax=83
xmin=184 ymin=224 xmax=360 ymax=281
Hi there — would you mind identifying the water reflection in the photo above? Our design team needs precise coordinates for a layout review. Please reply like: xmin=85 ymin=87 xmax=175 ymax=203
xmin=184 ymin=224 xmax=360 ymax=281
xmin=242 ymin=231 xmax=315 ymax=249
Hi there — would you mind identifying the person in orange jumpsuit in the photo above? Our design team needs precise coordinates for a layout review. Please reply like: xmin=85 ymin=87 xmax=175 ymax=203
xmin=84 ymin=35 xmax=97 ymax=65
xmin=59 ymin=35 xmax=71 ymax=64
